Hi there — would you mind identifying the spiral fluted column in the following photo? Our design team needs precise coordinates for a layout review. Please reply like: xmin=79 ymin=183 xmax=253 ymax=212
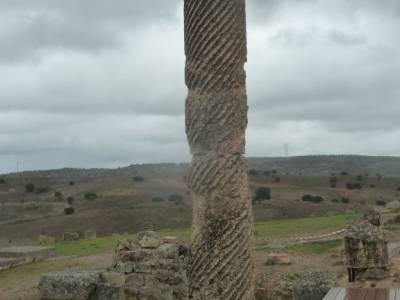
xmin=184 ymin=0 xmax=255 ymax=299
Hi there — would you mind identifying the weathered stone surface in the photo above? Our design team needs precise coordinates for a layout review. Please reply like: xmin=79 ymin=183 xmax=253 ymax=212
xmin=0 ymin=257 xmax=24 ymax=271
xmin=0 ymin=246 xmax=54 ymax=259
xmin=292 ymin=272 xmax=337 ymax=300
xmin=62 ymin=231 xmax=80 ymax=242
xmin=184 ymin=0 xmax=255 ymax=298
xmin=38 ymin=235 xmax=56 ymax=245
xmin=137 ymin=231 xmax=162 ymax=249
xmin=37 ymin=232 xmax=189 ymax=299
xmin=38 ymin=271 xmax=100 ymax=300
xmin=163 ymin=236 xmax=179 ymax=244
xmin=345 ymin=222 xmax=389 ymax=269
xmin=345 ymin=221 xmax=390 ymax=281
xmin=265 ymin=254 xmax=291 ymax=266
xmin=107 ymin=231 xmax=189 ymax=299
xmin=363 ymin=209 xmax=381 ymax=226
xmin=388 ymin=241 xmax=400 ymax=258
xmin=387 ymin=201 xmax=400 ymax=210
xmin=95 ymin=284 xmax=127 ymax=300
xmin=84 ymin=229 xmax=97 ymax=240
xmin=99 ymin=271 xmax=126 ymax=287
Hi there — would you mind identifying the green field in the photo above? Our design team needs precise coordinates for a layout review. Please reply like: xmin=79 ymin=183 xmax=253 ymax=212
xmin=254 ymin=213 xmax=360 ymax=239
xmin=285 ymin=239 xmax=343 ymax=255
xmin=49 ymin=213 xmax=359 ymax=257
xmin=0 ymin=213 xmax=360 ymax=298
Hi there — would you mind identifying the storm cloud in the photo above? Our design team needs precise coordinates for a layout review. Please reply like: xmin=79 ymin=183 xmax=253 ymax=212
xmin=0 ymin=0 xmax=399 ymax=173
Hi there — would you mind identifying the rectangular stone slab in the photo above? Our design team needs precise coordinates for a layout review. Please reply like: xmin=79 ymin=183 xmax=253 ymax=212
xmin=0 ymin=246 xmax=55 ymax=259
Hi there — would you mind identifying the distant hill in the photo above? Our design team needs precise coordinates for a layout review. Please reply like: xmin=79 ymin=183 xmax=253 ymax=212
xmin=247 ymin=155 xmax=400 ymax=176
xmin=4 ymin=155 xmax=400 ymax=178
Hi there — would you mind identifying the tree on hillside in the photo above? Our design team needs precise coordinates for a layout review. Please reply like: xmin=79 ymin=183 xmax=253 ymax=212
xmin=329 ymin=176 xmax=338 ymax=186
xmin=64 ymin=207 xmax=74 ymax=215
xmin=25 ymin=183 xmax=35 ymax=193
xmin=253 ymin=187 xmax=271 ymax=203
xmin=67 ymin=197 xmax=74 ymax=205
xmin=152 ymin=197 xmax=164 ymax=203
xmin=133 ymin=176 xmax=145 ymax=182
xmin=302 ymin=194 xmax=324 ymax=203
xmin=84 ymin=192 xmax=97 ymax=200
xmin=168 ymin=194 xmax=184 ymax=206
xmin=346 ymin=182 xmax=362 ymax=190
xmin=248 ymin=169 xmax=258 ymax=176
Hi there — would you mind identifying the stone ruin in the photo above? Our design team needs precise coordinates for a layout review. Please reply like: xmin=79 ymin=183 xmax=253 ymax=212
xmin=344 ymin=211 xmax=390 ymax=282
xmin=0 ymin=246 xmax=55 ymax=271
xmin=38 ymin=231 xmax=189 ymax=300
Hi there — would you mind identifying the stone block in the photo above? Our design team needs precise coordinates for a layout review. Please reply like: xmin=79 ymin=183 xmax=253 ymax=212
xmin=292 ymin=272 xmax=337 ymax=300
xmin=62 ymin=232 xmax=80 ymax=242
xmin=38 ymin=271 xmax=100 ymax=300
xmin=137 ymin=231 xmax=162 ymax=249
xmin=265 ymin=254 xmax=291 ymax=266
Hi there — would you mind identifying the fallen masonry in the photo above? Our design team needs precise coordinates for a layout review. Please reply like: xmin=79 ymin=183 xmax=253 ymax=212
xmin=345 ymin=221 xmax=390 ymax=282
xmin=0 ymin=246 xmax=55 ymax=271
xmin=38 ymin=231 xmax=189 ymax=300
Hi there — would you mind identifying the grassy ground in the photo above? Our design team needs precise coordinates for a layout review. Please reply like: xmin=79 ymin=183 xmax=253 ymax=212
xmin=255 ymin=213 xmax=359 ymax=239
xmin=53 ymin=234 xmax=131 ymax=257
xmin=0 ymin=255 xmax=110 ymax=299
xmin=285 ymin=239 xmax=343 ymax=255
xmin=33 ymin=213 xmax=359 ymax=258
xmin=0 ymin=213 xmax=359 ymax=299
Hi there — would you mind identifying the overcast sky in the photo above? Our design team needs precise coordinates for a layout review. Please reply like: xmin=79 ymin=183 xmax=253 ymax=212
xmin=0 ymin=0 xmax=399 ymax=173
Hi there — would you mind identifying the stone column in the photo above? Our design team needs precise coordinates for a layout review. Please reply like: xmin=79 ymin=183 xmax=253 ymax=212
xmin=184 ymin=0 xmax=255 ymax=299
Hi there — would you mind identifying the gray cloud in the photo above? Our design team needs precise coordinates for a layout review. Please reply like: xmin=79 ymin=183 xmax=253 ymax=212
xmin=0 ymin=0 xmax=181 ymax=62
xmin=0 ymin=0 xmax=399 ymax=173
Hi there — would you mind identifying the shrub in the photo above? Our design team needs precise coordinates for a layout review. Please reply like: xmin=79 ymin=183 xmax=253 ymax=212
xmin=54 ymin=191 xmax=62 ymax=198
xmin=331 ymin=199 xmax=339 ymax=203
xmin=69 ymin=181 xmax=75 ymax=186
xmin=274 ymin=177 xmax=281 ymax=183
xmin=394 ymin=215 xmax=400 ymax=224
xmin=25 ymin=183 xmax=35 ymax=193
xmin=64 ymin=207 xmax=75 ymax=215
xmin=36 ymin=187 xmax=49 ymax=194
xmin=329 ymin=177 xmax=338 ymax=185
xmin=67 ymin=197 xmax=74 ymax=205
xmin=376 ymin=200 xmax=386 ymax=207
xmin=346 ymin=182 xmax=362 ymax=190
xmin=254 ymin=187 xmax=271 ymax=202
xmin=356 ymin=174 xmax=363 ymax=181
xmin=397 ymin=187 xmax=400 ymax=191
xmin=341 ymin=198 xmax=350 ymax=204
xmin=84 ymin=192 xmax=97 ymax=200
xmin=0 ymin=178 xmax=5 ymax=184
xmin=340 ymin=171 xmax=349 ymax=176
xmin=152 ymin=197 xmax=164 ymax=203
xmin=133 ymin=176 xmax=145 ymax=182
xmin=263 ymin=171 xmax=271 ymax=176
xmin=370 ymin=184 xmax=376 ymax=188
xmin=248 ymin=169 xmax=258 ymax=176
xmin=302 ymin=194 xmax=324 ymax=203
xmin=168 ymin=194 xmax=184 ymax=206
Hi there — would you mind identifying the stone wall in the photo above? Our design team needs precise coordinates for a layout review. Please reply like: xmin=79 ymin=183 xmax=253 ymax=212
xmin=38 ymin=231 xmax=189 ymax=300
